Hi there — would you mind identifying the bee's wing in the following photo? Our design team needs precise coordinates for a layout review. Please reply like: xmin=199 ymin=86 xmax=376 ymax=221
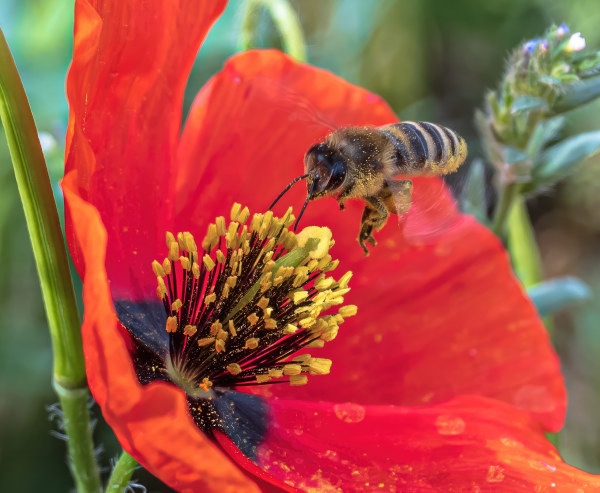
xmin=245 ymin=74 xmax=339 ymax=135
xmin=385 ymin=174 xmax=465 ymax=245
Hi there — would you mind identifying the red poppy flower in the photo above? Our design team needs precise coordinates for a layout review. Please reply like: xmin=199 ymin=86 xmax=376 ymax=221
xmin=62 ymin=0 xmax=600 ymax=491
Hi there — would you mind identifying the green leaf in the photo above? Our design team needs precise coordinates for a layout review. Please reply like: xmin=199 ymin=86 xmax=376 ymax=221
xmin=528 ymin=277 xmax=591 ymax=317
xmin=525 ymin=116 xmax=565 ymax=161
xmin=460 ymin=158 xmax=488 ymax=224
xmin=533 ymin=130 xmax=600 ymax=186
xmin=503 ymin=145 xmax=528 ymax=164
xmin=553 ymin=75 xmax=600 ymax=114
xmin=511 ymin=95 xmax=547 ymax=113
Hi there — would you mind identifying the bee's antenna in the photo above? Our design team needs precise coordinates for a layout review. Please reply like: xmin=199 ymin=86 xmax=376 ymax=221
xmin=294 ymin=178 xmax=316 ymax=232
xmin=269 ymin=173 xmax=310 ymax=211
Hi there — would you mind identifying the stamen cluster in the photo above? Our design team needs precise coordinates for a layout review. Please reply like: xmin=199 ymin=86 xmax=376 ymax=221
xmin=152 ymin=204 xmax=356 ymax=395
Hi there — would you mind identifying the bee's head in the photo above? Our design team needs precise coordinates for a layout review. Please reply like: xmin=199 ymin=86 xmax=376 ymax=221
xmin=304 ymin=143 xmax=347 ymax=199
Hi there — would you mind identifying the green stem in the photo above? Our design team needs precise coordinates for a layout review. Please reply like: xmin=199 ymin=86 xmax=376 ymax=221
xmin=105 ymin=451 xmax=138 ymax=492
xmin=491 ymin=181 xmax=520 ymax=238
xmin=0 ymin=29 xmax=101 ymax=492
xmin=239 ymin=0 xmax=307 ymax=62
xmin=506 ymin=196 xmax=542 ymax=288
xmin=505 ymin=195 xmax=558 ymax=448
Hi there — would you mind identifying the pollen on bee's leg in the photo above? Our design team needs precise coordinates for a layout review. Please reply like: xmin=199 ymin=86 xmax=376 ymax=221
xmin=153 ymin=204 xmax=356 ymax=402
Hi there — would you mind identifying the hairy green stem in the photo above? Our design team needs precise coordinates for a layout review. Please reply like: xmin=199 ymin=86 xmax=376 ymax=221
xmin=0 ymin=28 xmax=101 ymax=492
xmin=239 ymin=0 xmax=307 ymax=61
xmin=105 ymin=451 xmax=139 ymax=492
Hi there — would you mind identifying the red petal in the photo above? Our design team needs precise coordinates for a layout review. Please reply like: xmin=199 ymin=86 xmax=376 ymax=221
xmin=64 ymin=0 xmax=226 ymax=298
xmin=174 ymin=51 xmax=565 ymax=430
xmin=63 ymin=164 xmax=259 ymax=492
xmin=218 ymin=395 xmax=600 ymax=492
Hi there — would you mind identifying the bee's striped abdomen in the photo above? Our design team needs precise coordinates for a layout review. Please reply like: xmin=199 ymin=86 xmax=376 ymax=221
xmin=380 ymin=121 xmax=467 ymax=176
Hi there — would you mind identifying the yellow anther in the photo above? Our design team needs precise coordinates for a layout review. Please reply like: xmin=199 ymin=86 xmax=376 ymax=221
xmin=226 ymin=222 xmax=240 ymax=249
xmin=268 ymin=368 xmax=283 ymax=378
xmin=162 ymin=258 xmax=172 ymax=275
xmin=152 ymin=260 xmax=165 ymax=277
xmin=171 ymin=299 xmax=182 ymax=311
xmin=183 ymin=232 xmax=197 ymax=253
xmin=165 ymin=231 xmax=176 ymax=247
xmin=307 ymin=259 xmax=319 ymax=271
xmin=324 ymin=259 xmax=339 ymax=272
xmin=247 ymin=313 xmax=259 ymax=326
xmin=283 ymin=324 xmax=298 ymax=334
xmin=226 ymin=276 xmax=237 ymax=288
xmin=339 ymin=305 xmax=358 ymax=317
xmin=338 ymin=271 xmax=353 ymax=289
xmin=166 ymin=316 xmax=178 ymax=333
xmin=245 ymin=338 xmax=259 ymax=349
xmin=282 ymin=207 xmax=294 ymax=227
xmin=183 ymin=325 xmax=197 ymax=336
xmin=250 ymin=213 xmax=262 ymax=232
xmin=327 ymin=296 xmax=344 ymax=306
xmin=334 ymin=314 xmax=344 ymax=324
xmin=215 ymin=216 xmax=226 ymax=236
xmin=202 ymin=224 xmax=218 ymax=251
xmin=227 ymin=363 xmax=242 ymax=375
xmin=216 ymin=250 xmax=226 ymax=264
xmin=179 ymin=256 xmax=191 ymax=270
xmin=204 ymin=293 xmax=216 ymax=305
xmin=156 ymin=277 xmax=167 ymax=299
xmin=321 ymin=326 xmax=339 ymax=342
xmin=222 ymin=284 xmax=231 ymax=299
xmin=177 ymin=232 xmax=186 ymax=251
xmin=333 ymin=287 xmax=351 ymax=297
xmin=238 ymin=206 xmax=250 ymax=224
xmin=217 ymin=328 xmax=229 ymax=341
xmin=199 ymin=378 xmax=213 ymax=392
xmin=308 ymin=358 xmax=332 ymax=375
xmin=292 ymin=291 xmax=309 ymax=304
xmin=264 ymin=318 xmax=277 ymax=329
xmin=256 ymin=374 xmax=271 ymax=383
xmin=317 ymin=254 xmax=332 ymax=270
xmin=299 ymin=317 xmax=316 ymax=328
xmin=262 ymin=260 xmax=276 ymax=274
xmin=168 ymin=242 xmax=179 ymax=261
xmin=239 ymin=225 xmax=248 ymax=244
xmin=283 ymin=364 xmax=302 ymax=376
xmin=292 ymin=354 xmax=311 ymax=363
xmin=230 ymin=203 xmax=242 ymax=222
xmin=315 ymin=278 xmax=334 ymax=291
xmin=192 ymin=262 xmax=200 ymax=278
xmin=263 ymin=307 xmax=273 ymax=317
xmin=210 ymin=321 xmax=222 ymax=336
xmin=290 ymin=375 xmax=308 ymax=386
xmin=283 ymin=232 xmax=297 ymax=251
xmin=215 ymin=339 xmax=226 ymax=353
xmin=307 ymin=339 xmax=325 ymax=348
xmin=197 ymin=337 xmax=215 ymax=347
xmin=202 ymin=254 xmax=215 ymax=271
xmin=228 ymin=320 xmax=237 ymax=337
xmin=257 ymin=297 xmax=269 ymax=309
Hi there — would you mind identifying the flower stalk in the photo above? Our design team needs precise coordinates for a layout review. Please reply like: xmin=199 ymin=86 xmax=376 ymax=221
xmin=239 ymin=0 xmax=307 ymax=62
xmin=0 ymin=28 xmax=101 ymax=493
xmin=105 ymin=451 xmax=138 ymax=493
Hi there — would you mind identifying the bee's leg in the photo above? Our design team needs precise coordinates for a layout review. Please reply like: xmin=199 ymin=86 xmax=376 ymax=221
xmin=381 ymin=180 xmax=413 ymax=216
xmin=358 ymin=196 xmax=388 ymax=256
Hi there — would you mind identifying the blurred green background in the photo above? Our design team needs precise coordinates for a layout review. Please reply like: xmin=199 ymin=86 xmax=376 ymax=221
xmin=1 ymin=0 xmax=600 ymax=490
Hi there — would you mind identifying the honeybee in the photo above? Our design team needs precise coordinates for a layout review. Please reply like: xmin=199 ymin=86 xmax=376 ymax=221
xmin=270 ymin=121 xmax=467 ymax=255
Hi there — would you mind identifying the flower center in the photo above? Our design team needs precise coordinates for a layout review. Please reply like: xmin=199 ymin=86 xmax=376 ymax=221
xmin=152 ymin=203 xmax=356 ymax=396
